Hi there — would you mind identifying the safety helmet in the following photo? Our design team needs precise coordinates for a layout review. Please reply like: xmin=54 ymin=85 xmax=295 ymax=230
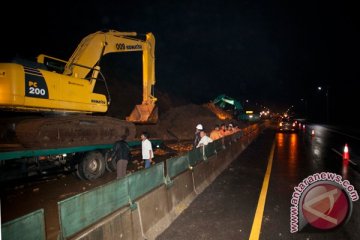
xmin=196 ymin=124 xmax=203 ymax=130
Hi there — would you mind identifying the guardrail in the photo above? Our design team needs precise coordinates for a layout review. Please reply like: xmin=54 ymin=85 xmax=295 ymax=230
xmin=1 ymin=209 xmax=46 ymax=240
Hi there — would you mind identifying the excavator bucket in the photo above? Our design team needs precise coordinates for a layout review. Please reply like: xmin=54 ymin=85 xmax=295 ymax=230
xmin=126 ymin=103 xmax=158 ymax=124
xmin=204 ymin=102 xmax=233 ymax=120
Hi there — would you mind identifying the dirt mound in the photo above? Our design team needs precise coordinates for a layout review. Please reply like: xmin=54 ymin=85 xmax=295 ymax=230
xmin=157 ymin=104 xmax=218 ymax=140
xmin=136 ymin=104 xmax=248 ymax=141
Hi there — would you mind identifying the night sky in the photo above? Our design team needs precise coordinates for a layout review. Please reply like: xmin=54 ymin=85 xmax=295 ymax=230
xmin=1 ymin=1 xmax=359 ymax=125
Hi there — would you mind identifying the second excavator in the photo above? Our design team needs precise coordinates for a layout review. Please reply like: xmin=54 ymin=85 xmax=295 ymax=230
xmin=0 ymin=29 xmax=158 ymax=148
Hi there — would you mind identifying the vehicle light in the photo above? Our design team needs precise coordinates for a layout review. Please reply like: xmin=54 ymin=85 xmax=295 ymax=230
xmin=279 ymin=122 xmax=283 ymax=126
xmin=292 ymin=123 xmax=296 ymax=127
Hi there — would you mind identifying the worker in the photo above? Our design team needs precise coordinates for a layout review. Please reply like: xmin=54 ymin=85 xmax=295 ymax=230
xmin=233 ymin=124 xmax=240 ymax=132
xmin=109 ymin=135 xmax=131 ymax=179
xmin=196 ymin=130 xmax=213 ymax=148
xmin=210 ymin=124 xmax=223 ymax=140
xmin=220 ymin=123 xmax=226 ymax=137
xmin=227 ymin=123 xmax=234 ymax=135
xmin=193 ymin=124 xmax=203 ymax=149
xmin=141 ymin=132 xmax=154 ymax=169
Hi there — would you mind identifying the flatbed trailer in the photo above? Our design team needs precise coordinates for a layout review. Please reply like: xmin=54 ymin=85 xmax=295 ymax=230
xmin=0 ymin=139 xmax=163 ymax=181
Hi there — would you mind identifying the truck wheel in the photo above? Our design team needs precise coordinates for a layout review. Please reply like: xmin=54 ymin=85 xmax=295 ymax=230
xmin=74 ymin=166 xmax=85 ymax=180
xmin=105 ymin=150 xmax=116 ymax=172
xmin=78 ymin=151 xmax=106 ymax=180
xmin=107 ymin=159 xmax=117 ymax=172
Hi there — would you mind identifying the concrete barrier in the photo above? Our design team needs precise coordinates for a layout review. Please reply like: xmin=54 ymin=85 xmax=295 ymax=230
xmin=70 ymin=124 xmax=265 ymax=240
xmin=73 ymin=205 xmax=142 ymax=240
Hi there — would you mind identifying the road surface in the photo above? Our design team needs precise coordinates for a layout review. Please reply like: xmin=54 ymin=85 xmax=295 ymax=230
xmin=157 ymin=124 xmax=360 ymax=240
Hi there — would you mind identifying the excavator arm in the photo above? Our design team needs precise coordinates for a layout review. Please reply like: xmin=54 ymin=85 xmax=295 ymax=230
xmin=59 ymin=29 xmax=157 ymax=123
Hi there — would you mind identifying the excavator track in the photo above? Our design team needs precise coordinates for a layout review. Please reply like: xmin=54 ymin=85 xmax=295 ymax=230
xmin=15 ymin=115 xmax=136 ymax=149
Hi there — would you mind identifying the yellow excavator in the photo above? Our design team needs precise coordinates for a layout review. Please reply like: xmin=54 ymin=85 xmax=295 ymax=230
xmin=0 ymin=30 xmax=158 ymax=148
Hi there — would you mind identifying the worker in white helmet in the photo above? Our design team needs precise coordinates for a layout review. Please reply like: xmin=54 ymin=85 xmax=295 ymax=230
xmin=193 ymin=124 xmax=203 ymax=149
xmin=196 ymin=130 xmax=213 ymax=148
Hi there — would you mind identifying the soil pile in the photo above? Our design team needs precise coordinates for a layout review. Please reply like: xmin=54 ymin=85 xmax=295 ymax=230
xmin=157 ymin=104 xmax=220 ymax=140
xmin=136 ymin=104 xmax=248 ymax=141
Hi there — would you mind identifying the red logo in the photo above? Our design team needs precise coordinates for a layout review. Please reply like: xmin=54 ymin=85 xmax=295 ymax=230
xmin=302 ymin=183 xmax=349 ymax=230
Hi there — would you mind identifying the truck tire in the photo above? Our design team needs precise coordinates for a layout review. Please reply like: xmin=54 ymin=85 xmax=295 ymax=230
xmin=105 ymin=150 xmax=116 ymax=172
xmin=74 ymin=166 xmax=85 ymax=180
xmin=77 ymin=151 xmax=106 ymax=180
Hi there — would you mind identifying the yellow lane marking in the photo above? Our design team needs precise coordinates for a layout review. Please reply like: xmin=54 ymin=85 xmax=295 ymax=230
xmin=249 ymin=139 xmax=276 ymax=240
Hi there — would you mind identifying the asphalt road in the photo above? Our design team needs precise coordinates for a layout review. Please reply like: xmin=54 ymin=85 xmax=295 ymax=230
xmin=157 ymin=125 xmax=360 ymax=240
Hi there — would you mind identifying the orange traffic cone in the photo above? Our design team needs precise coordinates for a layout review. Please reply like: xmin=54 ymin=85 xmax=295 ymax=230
xmin=343 ymin=144 xmax=349 ymax=166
